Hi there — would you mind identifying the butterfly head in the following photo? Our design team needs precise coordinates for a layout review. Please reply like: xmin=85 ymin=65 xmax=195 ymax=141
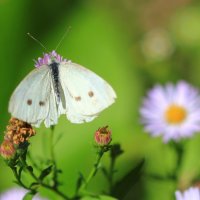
xmin=34 ymin=50 xmax=67 ymax=68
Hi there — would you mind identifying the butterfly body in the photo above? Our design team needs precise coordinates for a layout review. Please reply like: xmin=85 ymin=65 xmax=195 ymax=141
xmin=49 ymin=61 xmax=61 ymax=101
xmin=9 ymin=51 xmax=116 ymax=127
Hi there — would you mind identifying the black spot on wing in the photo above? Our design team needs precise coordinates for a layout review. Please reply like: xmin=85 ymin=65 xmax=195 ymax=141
xmin=88 ymin=91 xmax=94 ymax=97
xmin=39 ymin=101 xmax=45 ymax=106
xmin=27 ymin=99 xmax=32 ymax=105
xmin=75 ymin=96 xmax=81 ymax=101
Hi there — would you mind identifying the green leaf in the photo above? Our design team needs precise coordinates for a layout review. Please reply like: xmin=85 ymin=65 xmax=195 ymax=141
xmin=30 ymin=182 xmax=40 ymax=190
xmin=101 ymin=167 xmax=109 ymax=178
xmin=18 ymin=166 xmax=23 ymax=179
xmin=111 ymin=159 xmax=145 ymax=199
xmin=110 ymin=144 xmax=123 ymax=159
xmin=99 ymin=195 xmax=118 ymax=200
xmin=13 ymin=180 xmax=21 ymax=187
xmin=26 ymin=166 xmax=33 ymax=173
xmin=22 ymin=191 xmax=37 ymax=200
xmin=39 ymin=165 xmax=53 ymax=181
xmin=81 ymin=195 xmax=118 ymax=200
xmin=75 ymin=172 xmax=85 ymax=193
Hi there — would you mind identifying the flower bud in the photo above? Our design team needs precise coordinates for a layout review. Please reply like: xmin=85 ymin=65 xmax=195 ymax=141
xmin=0 ymin=140 xmax=16 ymax=159
xmin=94 ymin=126 xmax=112 ymax=146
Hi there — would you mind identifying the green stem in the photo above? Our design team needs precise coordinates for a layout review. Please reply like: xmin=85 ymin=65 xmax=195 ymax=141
xmin=50 ymin=126 xmax=59 ymax=189
xmin=79 ymin=148 xmax=104 ymax=192
xmin=50 ymin=126 xmax=56 ymax=161
xmin=19 ymin=157 xmax=70 ymax=200
xmin=11 ymin=167 xmax=29 ymax=189
xmin=40 ymin=183 xmax=70 ymax=200
xmin=171 ymin=142 xmax=184 ymax=180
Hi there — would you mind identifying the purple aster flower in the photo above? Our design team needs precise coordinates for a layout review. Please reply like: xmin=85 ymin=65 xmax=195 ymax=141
xmin=140 ymin=81 xmax=200 ymax=142
xmin=175 ymin=187 xmax=200 ymax=200
xmin=0 ymin=188 xmax=48 ymax=200
xmin=34 ymin=50 xmax=67 ymax=68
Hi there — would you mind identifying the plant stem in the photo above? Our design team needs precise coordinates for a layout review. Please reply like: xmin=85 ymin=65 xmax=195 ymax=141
xmin=170 ymin=142 xmax=184 ymax=180
xmin=79 ymin=148 xmax=104 ymax=192
xmin=50 ymin=126 xmax=60 ymax=189
xmin=50 ymin=126 xmax=56 ymax=161
xmin=19 ymin=156 xmax=70 ymax=200
xmin=11 ymin=167 xmax=29 ymax=189
xmin=40 ymin=182 xmax=70 ymax=200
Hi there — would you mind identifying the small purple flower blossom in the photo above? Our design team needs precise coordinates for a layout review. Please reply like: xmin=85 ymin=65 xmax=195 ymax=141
xmin=34 ymin=50 xmax=67 ymax=68
xmin=0 ymin=188 xmax=48 ymax=200
xmin=140 ymin=81 xmax=200 ymax=142
xmin=175 ymin=187 xmax=200 ymax=200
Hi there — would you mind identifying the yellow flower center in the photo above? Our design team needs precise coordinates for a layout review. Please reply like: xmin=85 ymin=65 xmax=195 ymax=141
xmin=165 ymin=104 xmax=187 ymax=124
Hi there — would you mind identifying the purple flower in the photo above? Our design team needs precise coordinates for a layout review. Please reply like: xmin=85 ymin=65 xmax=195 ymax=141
xmin=140 ymin=81 xmax=200 ymax=142
xmin=175 ymin=187 xmax=200 ymax=200
xmin=34 ymin=50 xmax=67 ymax=68
xmin=0 ymin=188 xmax=48 ymax=200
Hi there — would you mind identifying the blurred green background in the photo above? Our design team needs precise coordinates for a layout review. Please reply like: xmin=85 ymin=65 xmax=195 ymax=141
xmin=1 ymin=0 xmax=200 ymax=199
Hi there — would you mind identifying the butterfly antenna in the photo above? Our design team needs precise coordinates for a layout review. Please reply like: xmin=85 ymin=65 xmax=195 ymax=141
xmin=27 ymin=32 xmax=47 ymax=51
xmin=55 ymin=26 xmax=72 ymax=51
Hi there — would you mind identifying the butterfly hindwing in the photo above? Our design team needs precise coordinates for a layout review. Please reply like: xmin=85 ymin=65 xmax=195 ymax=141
xmin=59 ymin=62 xmax=116 ymax=123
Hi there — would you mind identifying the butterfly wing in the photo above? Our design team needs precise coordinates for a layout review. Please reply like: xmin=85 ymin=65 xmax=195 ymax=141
xmin=9 ymin=66 xmax=60 ymax=127
xmin=59 ymin=62 xmax=116 ymax=123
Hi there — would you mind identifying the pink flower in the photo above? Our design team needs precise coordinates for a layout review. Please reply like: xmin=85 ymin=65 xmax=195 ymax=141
xmin=0 ymin=140 xmax=15 ymax=159
xmin=94 ymin=126 xmax=112 ymax=146
xmin=34 ymin=51 xmax=67 ymax=67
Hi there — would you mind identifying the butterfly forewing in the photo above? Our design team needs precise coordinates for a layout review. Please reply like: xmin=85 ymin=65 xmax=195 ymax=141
xmin=9 ymin=65 xmax=59 ymax=127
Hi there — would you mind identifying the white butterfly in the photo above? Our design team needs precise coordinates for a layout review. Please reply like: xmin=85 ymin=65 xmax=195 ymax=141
xmin=9 ymin=51 xmax=116 ymax=127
